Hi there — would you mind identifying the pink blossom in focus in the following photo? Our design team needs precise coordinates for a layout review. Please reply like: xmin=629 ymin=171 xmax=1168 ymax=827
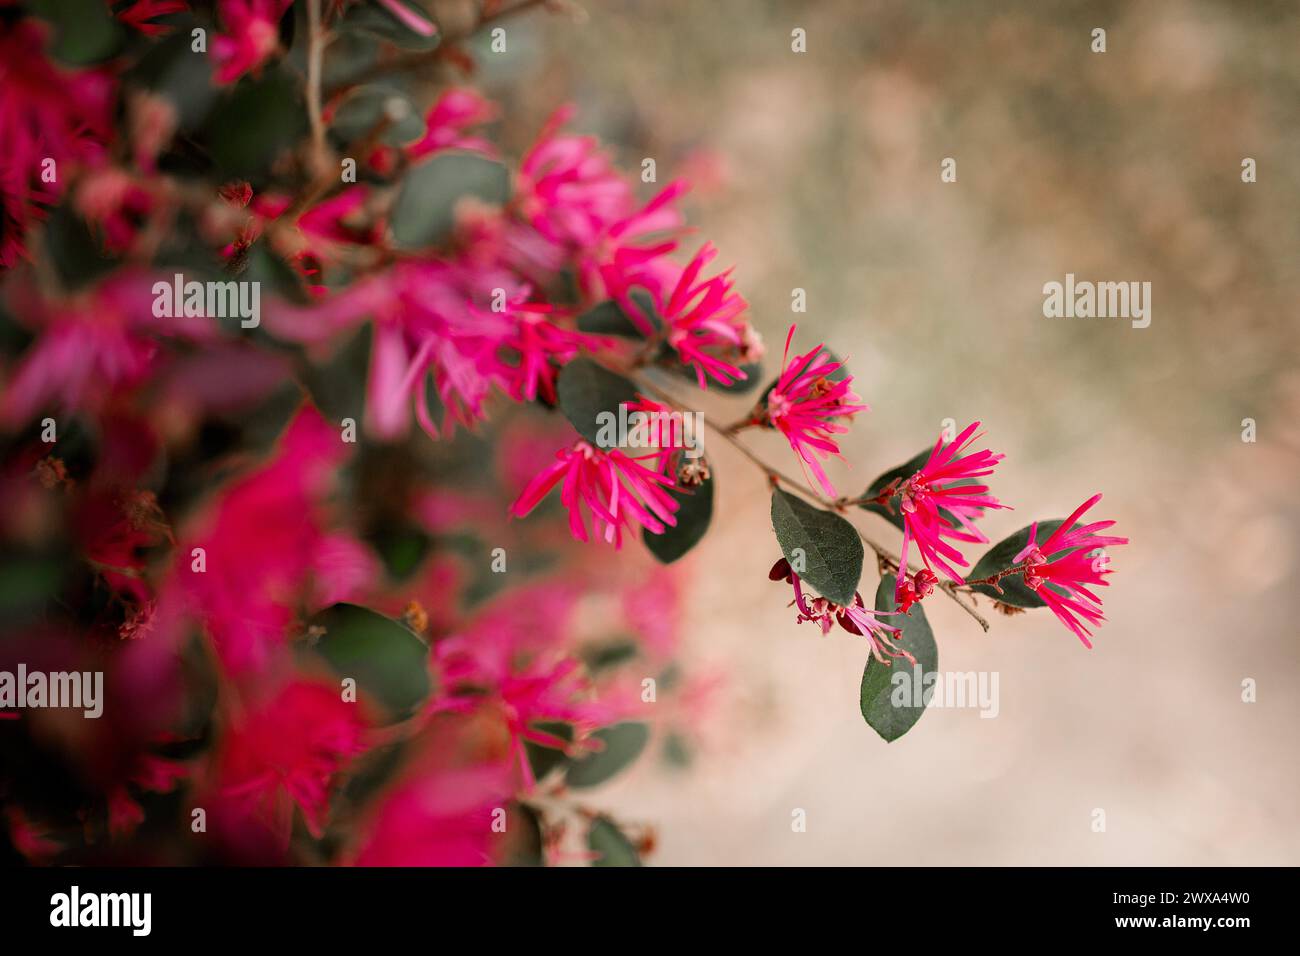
xmin=661 ymin=243 xmax=759 ymax=389
xmin=1012 ymin=494 xmax=1128 ymax=647
xmin=509 ymin=439 xmax=680 ymax=547
xmin=763 ymin=325 xmax=868 ymax=497
xmin=896 ymin=421 xmax=1008 ymax=602
xmin=769 ymin=558 xmax=910 ymax=664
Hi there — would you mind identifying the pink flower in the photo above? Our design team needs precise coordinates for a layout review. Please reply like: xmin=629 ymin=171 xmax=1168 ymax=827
xmin=0 ymin=19 xmax=113 ymax=268
xmin=212 ymin=0 xmax=292 ymax=85
xmin=515 ymin=105 xmax=635 ymax=249
xmin=179 ymin=405 xmax=378 ymax=673
xmin=510 ymin=439 xmax=680 ymax=547
xmin=661 ymin=243 xmax=760 ymax=389
xmin=896 ymin=421 xmax=1008 ymax=601
xmin=496 ymin=299 xmax=610 ymax=404
xmin=406 ymin=88 xmax=498 ymax=161
xmin=1013 ymin=494 xmax=1128 ymax=647
xmin=112 ymin=0 xmax=190 ymax=36
xmin=0 ymin=272 xmax=214 ymax=426
xmin=762 ymin=325 xmax=868 ymax=497
xmin=769 ymin=558 xmax=910 ymax=664
xmin=211 ymin=680 xmax=369 ymax=843
xmin=581 ymin=179 xmax=689 ymax=321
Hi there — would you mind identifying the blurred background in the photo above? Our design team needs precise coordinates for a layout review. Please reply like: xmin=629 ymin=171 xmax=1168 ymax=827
xmin=464 ymin=0 xmax=1300 ymax=864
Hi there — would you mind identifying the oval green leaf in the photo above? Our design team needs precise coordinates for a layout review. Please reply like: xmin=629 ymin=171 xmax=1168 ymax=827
xmin=565 ymin=722 xmax=650 ymax=789
xmin=587 ymin=815 xmax=641 ymax=867
xmin=555 ymin=358 xmax=640 ymax=446
xmin=859 ymin=574 xmax=939 ymax=742
xmin=308 ymin=603 xmax=430 ymax=721
xmin=966 ymin=519 xmax=1069 ymax=607
xmin=770 ymin=487 xmax=863 ymax=607
xmin=391 ymin=152 xmax=510 ymax=249
xmin=644 ymin=474 xmax=713 ymax=563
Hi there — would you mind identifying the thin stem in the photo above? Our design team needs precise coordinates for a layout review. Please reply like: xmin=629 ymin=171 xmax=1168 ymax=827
xmin=306 ymin=0 xmax=328 ymax=171
xmin=629 ymin=372 xmax=990 ymax=632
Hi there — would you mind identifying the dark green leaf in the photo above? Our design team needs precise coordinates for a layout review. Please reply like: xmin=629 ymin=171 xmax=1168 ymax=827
xmin=587 ymin=816 xmax=641 ymax=867
xmin=206 ymin=68 xmax=309 ymax=183
xmin=644 ymin=474 xmax=713 ymax=563
xmin=967 ymin=519 xmax=1067 ymax=608
xmin=769 ymin=488 xmax=863 ymax=607
xmin=391 ymin=152 xmax=510 ymax=248
xmin=500 ymin=801 xmax=545 ymax=867
xmin=565 ymin=722 xmax=650 ymax=789
xmin=859 ymin=574 xmax=938 ymax=742
xmin=330 ymin=85 xmax=425 ymax=147
xmin=577 ymin=300 xmax=649 ymax=339
xmin=29 ymin=0 xmax=121 ymax=65
xmin=308 ymin=603 xmax=430 ymax=721
xmin=555 ymin=358 xmax=640 ymax=446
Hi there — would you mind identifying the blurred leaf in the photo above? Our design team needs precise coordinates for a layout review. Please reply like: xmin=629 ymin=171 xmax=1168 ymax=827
xmin=500 ymin=801 xmax=544 ymax=867
xmin=330 ymin=85 xmax=425 ymax=148
xmin=308 ymin=603 xmax=430 ymax=721
xmin=124 ymin=19 xmax=217 ymax=130
xmin=390 ymin=152 xmax=509 ymax=248
xmin=342 ymin=1 xmax=441 ymax=51
xmin=644 ymin=474 xmax=713 ymax=563
xmin=523 ymin=721 xmax=573 ymax=782
xmin=672 ymin=359 xmax=763 ymax=394
xmin=555 ymin=358 xmax=639 ymax=446
xmin=581 ymin=639 xmax=639 ymax=672
xmin=565 ymin=722 xmax=650 ymax=789
xmin=42 ymin=204 xmax=117 ymax=290
xmin=859 ymin=574 xmax=938 ymax=742
xmin=577 ymin=300 xmax=647 ymax=339
xmin=29 ymin=0 xmax=122 ymax=65
xmin=967 ymin=519 xmax=1068 ymax=607
xmin=770 ymin=487 xmax=863 ymax=607
xmin=587 ymin=815 xmax=641 ymax=867
xmin=206 ymin=67 xmax=309 ymax=183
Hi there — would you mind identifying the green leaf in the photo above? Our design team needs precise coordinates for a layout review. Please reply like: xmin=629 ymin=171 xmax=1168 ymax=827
xmin=587 ymin=816 xmax=641 ymax=867
xmin=307 ymin=603 xmax=430 ymax=721
xmin=390 ymin=152 xmax=510 ymax=248
xmin=967 ymin=520 xmax=1067 ymax=608
xmin=500 ymin=801 xmax=545 ymax=867
xmin=29 ymin=0 xmax=122 ymax=65
xmin=644 ymin=474 xmax=713 ymax=563
xmin=769 ymin=488 xmax=863 ymax=607
xmin=342 ymin=0 xmax=441 ymax=51
xmin=577 ymin=300 xmax=649 ymax=339
xmin=859 ymin=574 xmax=938 ymax=742
xmin=206 ymin=68 xmax=309 ymax=183
xmin=555 ymin=358 xmax=640 ymax=446
xmin=330 ymin=85 xmax=426 ymax=147
xmin=672 ymin=359 xmax=763 ymax=394
xmin=565 ymin=722 xmax=650 ymax=789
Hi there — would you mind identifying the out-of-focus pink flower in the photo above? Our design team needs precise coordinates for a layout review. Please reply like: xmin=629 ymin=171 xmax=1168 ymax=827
xmin=75 ymin=167 xmax=154 ymax=253
xmin=770 ymin=557 xmax=910 ymax=664
xmin=211 ymin=680 xmax=369 ymax=843
xmin=1013 ymin=494 xmax=1128 ymax=647
xmin=108 ymin=753 xmax=190 ymax=839
xmin=896 ymin=421 xmax=1008 ymax=602
xmin=510 ymin=439 xmax=680 ymax=547
xmin=0 ymin=272 xmax=215 ymax=427
xmin=496 ymin=299 xmax=609 ymax=404
xmin=212 ymin=0 xmax=292 ymax=85
xmin=112 ymin=0 xmax=190 ymax=36
xmin=762 ymin=325 xmax=867 ymax=497
xmin=407 ymin=88 xmax=498 ymax=161
xmin=0 ymin=19 xmax=113 ymax=268
xmin=5 ymin=808 xmax=61 ymax=863
xmin=515 ymin=105 xmax=635 ymax=249
xmin=660 ymin=243 xmax=759 ymax=389
xmin=127 ymin=89 xmax=179 ymax=173
xmin=179 ymin=405 xmax=377 ymax=673
xmin=581 ymin=179 xmax=689 ymax=319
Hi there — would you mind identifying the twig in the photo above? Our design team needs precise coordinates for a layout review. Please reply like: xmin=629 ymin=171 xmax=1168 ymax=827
xmin=306 ymin=0 xmax=329 ymax=172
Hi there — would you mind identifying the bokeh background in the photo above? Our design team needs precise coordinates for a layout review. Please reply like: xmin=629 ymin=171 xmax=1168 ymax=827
xmin=459 ymin=0 xmax=1300 ymax=864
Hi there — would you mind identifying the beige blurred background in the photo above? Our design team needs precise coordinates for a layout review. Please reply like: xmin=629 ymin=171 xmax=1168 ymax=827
xmin=473 ymin=0 xmax=1300 ymax=864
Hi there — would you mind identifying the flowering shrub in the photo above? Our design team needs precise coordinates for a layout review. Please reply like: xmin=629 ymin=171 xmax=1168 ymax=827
xmin=0 ymin=0 xmax=1126 ymax=865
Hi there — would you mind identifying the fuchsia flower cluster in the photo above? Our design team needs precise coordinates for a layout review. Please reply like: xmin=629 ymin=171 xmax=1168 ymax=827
xmin=0 ymin=0 xmax=1127 ymax=866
